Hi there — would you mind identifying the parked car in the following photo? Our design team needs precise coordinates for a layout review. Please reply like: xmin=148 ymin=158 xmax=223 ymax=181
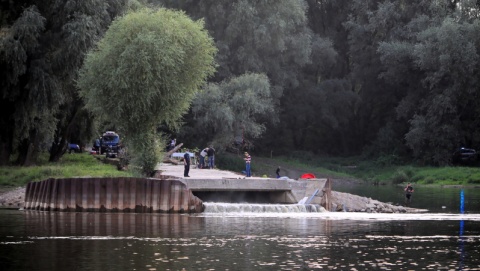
xmin=68 ymin=143 xmax=81 ymax=153
xmin=452 ymin=147 xmax=477 ymax=165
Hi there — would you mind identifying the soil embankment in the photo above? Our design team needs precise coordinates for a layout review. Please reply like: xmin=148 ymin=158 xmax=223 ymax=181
xmin=0 ymin=187 xmax=25 ymax=208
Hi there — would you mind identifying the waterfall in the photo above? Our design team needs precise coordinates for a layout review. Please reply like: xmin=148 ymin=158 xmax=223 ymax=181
xmin=203 ymin=202 xmax=327 ymax=213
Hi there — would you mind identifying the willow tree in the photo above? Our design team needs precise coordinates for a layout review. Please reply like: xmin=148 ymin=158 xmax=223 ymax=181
xmin=0 ymin=1 xmax=129 ymax=165
xmin=191 ymin=73 xmax=275 ymax=152
xmin=77 ymin=8 xmax=217 ymax=175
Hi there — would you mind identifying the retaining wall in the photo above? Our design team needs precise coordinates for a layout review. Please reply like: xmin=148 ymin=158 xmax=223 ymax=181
xmin=24 ymin=177 xmax=203 ymax=213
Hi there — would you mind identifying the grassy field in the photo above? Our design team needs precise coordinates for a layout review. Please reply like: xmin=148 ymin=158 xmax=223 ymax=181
xmin=0 ymin=152 xmax=134 ymax=187
xmin=1 ymin=151 xmax=479 ymax=188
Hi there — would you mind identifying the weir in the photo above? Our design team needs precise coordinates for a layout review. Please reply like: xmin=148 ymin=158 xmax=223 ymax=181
xmin=175 ymin=177 xmax=331 ymax=206
xmin=154 ymin=163 xmax=332 ymax=208
xmin=23 ymin=166 xmax=332 ymax=213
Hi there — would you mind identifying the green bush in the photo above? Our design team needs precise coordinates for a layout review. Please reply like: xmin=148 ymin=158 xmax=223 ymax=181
xmin=391 ymin=170 xmax=408 ymax=184
xmin=423 ymin=176 xmax=435 ymax=184
xmin=216 ymin=153 xmax=245 ymax=172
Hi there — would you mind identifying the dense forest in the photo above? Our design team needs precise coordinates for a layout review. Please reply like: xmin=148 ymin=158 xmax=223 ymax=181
xmin=1 ymin=0 xmax=480 ymax=168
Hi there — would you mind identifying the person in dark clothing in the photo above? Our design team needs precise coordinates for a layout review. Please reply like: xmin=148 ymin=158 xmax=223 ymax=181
xmin=93 ymin=138 xmax=101 ymax=154
xmin=207 ymin=147 xmax=215 ymax=169
xmin=404 ymin=183 xmax=414 ymax=204
xmin=184 ymin=151 xmax=191 ymax=177
xmin=276 ymin=166 xmax=281 ymax=178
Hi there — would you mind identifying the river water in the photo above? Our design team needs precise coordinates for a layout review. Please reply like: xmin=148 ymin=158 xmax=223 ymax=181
xmin=1 ymin=184 xmax=480 ymax=271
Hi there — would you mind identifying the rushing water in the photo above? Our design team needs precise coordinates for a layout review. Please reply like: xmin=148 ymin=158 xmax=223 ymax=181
xmin=1 ymin=185 xmax=480 ymax=271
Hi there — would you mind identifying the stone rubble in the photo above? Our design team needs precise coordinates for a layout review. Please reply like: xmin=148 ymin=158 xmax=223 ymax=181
xmin=0 ymin=187 xmax=26 ymax=208
xmin=331 ymin=191 xmax=427 ymax=213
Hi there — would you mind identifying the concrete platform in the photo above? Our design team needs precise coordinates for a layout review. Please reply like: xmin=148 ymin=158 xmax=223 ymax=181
xmin=156 ymin=163 xmax=246 ymax=179
xmin=155 ymin=163 xmax=331 ymax=206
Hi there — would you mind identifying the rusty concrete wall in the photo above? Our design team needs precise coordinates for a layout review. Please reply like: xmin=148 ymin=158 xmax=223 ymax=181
xmin=321 ymin=178 xmax=332 ymax=211
xmin=24 ymin=177 xmax=203 ymax=213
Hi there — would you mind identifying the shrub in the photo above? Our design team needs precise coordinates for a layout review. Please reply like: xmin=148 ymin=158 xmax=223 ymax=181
xmin=216 ymin=153 xmax=244 ymax=172
xmin=423 ymin=176 xmax=435 ymax=184
xmin=391 ymin=170 xmax=408 ymax=184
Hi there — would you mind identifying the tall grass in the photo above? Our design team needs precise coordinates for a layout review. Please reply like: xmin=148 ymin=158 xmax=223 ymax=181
xmin=0 ymin=152 xmax=134 ymax=187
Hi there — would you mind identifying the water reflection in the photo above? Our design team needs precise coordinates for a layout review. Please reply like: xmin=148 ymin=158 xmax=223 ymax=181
xmin=21 ymin=211 xmax=205 ymax=237
xmin=0 ymin=210 xmax=479 ymax=270
xmin=459 ymin=189 xmax=466 ymax=270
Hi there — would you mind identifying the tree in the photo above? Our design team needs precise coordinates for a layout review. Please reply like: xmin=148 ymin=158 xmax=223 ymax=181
xmin=77 ymin=7 xmax=217 ymax=175
xmin=157 ymin=0 xmax=312 ymax=95
xmin=156 ymin=0 xmax=312 ymax=154
xmin=191 ymin=73 xmax=275 ymax=152
xmin=0 ymin=0 xmax=130 ymax=165
xmin=404 ymin=18 xmax=480 ymax=165
xmin=377 ymin=3 xmax=480 ymax=165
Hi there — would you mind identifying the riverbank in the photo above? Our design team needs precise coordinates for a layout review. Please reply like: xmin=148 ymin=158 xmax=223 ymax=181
xmin=0 ymin=187 xmax=25 ymax=208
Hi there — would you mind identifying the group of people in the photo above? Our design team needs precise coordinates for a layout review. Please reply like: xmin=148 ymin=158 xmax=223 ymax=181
xmin=183 ymin=146 xmax=215 ymax=177
xmin=199 ymin=147 xmax=215 ymax=169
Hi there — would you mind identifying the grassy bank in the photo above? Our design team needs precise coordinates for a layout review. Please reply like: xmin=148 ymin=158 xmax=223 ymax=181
xmin=0 ymin=152 xmax=134 ymax=187
xmin=2 ymin=151 xmax=479 ymax=188
xmin=218 ymin=152 xmax=480 ymax=186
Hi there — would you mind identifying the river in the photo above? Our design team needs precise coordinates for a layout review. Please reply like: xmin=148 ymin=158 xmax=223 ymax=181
xmin=1 ymin=184 xmax=479 ymax=270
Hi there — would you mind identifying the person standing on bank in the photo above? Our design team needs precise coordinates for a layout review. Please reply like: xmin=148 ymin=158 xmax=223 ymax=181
xmin=207 ymin=147 xmax=215 ymax=169
xmin=276 ymin=166 xmax=281 ymax=178
xmin=199 ymin=147 xmax=208 ymax=169
xmin=244 ymin=152 xmax=251 ymax=177
xmin=184 ymin=151 xmax=191 ymax=177
xmin=169 ymin=138 xmax=176 ymax=151
xmin=404 ymin=182 xmax=414 ymax=204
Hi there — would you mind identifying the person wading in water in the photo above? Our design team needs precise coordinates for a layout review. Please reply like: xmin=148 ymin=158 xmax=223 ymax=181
xmin=404 ymin=182 xmax=414 ymax=205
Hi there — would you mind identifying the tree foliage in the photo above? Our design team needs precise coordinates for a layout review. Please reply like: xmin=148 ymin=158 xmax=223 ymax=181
xmin=191 ymin=73 xmax=275 ymax=152
xmin=0 ymin=0 xmax=129 ymax=165
xmin=4 ymin=0 xmax=480 ymax=168
xmin=77 ymin=7 xmax=217 ymax=175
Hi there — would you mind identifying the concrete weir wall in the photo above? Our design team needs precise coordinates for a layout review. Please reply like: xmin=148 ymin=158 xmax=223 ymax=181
xmin=177 ymin=177 xmax=332 ymax=209
xmin=24 ymin=177 xmax=203 ymax=213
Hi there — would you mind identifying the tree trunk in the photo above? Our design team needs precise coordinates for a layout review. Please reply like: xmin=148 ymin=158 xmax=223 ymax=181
xmin=162 ymin=143 xmax=184 ymax=164
xmin=0 ymin=141 xmax=12 ymax=166
xmin=49 ymin=138 xmax=68 ymax=162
